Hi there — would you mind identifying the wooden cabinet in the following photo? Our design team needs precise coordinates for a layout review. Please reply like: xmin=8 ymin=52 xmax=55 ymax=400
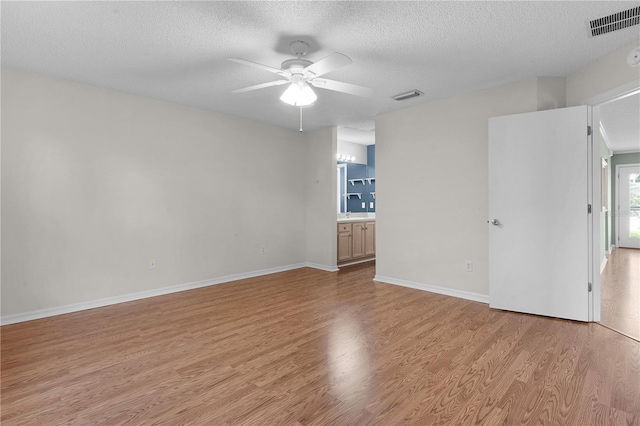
xmin=351 ymin=222 xmax=365 ymax=258
xmin=337 ymin=223 xmax=352 ymax=262
xmin=337 ymin=220 xmax=375 ymax=264
xmin=364 ymin=222 xmax=375 ymax=256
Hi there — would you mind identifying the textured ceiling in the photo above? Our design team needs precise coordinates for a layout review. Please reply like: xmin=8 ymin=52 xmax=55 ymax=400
xmin=2 ymin=1 xmax=639 ymax=135
xmin=600 ymin=93 xmax=640 ymax=153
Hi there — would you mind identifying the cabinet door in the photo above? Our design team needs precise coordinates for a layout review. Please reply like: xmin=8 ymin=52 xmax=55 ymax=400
xmin=351 ymin=222 xmax=365 ymax=258
xmin=364 ymin=222 xmax=375 ymax=256
xmin=337 ymin=224 xmax=352 ymax=261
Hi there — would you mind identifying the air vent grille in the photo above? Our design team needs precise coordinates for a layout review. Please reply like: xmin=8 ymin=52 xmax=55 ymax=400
xmin=392 ymin=90 xmax=423 ymax=101
xmin=590 ymin=6 xmax=640 ymax=37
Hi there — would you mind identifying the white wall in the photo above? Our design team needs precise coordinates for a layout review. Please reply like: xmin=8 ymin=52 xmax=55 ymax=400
xmin=336 ymin=139 xmax=368 ymax=164
xmin=375 ymin=39 xmax=640 ymax=300
xmin=305 ymin=127 xmax=338 ymax=270
xmin=566 ymin=40 xmax=640 ymax=106
xmin=375 ymin=78 xmax=539 ymax=297
xmin=1 ymin=67 xmax=313 ymax=318
xmin=537 ymin=77 xmax=566 ymax=111
xmin=4 ymin=39 xmax=637 ymax=321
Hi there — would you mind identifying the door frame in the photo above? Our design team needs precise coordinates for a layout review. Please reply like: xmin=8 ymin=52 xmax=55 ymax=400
xmin=616 ymin=163 xmax=640 ymax=248
xmin=582 ymin=80 xmax=640 ymax=322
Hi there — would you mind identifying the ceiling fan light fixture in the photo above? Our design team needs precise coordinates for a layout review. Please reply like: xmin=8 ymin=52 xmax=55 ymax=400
xmin=280 ymin=81 xmax=317 ymax=106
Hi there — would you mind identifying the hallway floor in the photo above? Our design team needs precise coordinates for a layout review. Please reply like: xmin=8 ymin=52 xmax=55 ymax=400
xmin=600 ymin=248 xmax=640 ymax=341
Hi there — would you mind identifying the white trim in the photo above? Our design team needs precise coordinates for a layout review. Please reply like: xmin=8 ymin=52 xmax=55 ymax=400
xmin=582 ymin=80 xmax=640 ymax=107
xmin=598 ymin=121 xmax=612 ymax=154
xmin=337 ymin=163 xmax=347 ymax=214
xmin=0 ymin=263 xmax=308 ymax=326
xmin=600 ymin=256 xmax=608 ymax=274
xmin=612 ymin=150 xmax=640 ymax=155
xmin=305 ymin=262 xmax=339 ymax=272
xmin=338 ymin=257 xmax=375 ymax=268
xmin=373 ymin=275 xmax=489 ymax=304
xmin=588 ymin=105 xmax=596 ymax=322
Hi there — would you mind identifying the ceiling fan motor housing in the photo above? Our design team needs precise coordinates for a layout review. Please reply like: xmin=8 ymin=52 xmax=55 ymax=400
xmin=281 ymin=58 xmax=313 ymax=74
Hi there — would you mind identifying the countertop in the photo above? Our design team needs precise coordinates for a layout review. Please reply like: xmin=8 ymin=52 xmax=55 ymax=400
xmin=337 ymin=217 xmax=376 ymax=223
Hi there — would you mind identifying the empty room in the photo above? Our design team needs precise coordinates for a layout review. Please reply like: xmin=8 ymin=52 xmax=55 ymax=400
xmin=2 ymin=2 xmax=639 ymax=425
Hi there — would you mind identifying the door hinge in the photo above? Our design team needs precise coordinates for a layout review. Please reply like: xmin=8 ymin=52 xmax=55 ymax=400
xmin=588 ymin=282 xmax=592 ymax=292
xmin=587 ymin=125 xmax=592 ymax=136
xmin=588 ymin=204 xmax=592 ymax=214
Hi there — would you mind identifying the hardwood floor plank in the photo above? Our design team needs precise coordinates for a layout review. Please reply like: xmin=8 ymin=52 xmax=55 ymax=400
xmin=2 ymin=263 xmax=640 ymax=425
xmin=601 ymin=248 xmax=640 ymax=341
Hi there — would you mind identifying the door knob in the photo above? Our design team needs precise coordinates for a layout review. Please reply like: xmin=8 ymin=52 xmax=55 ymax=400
xmin=489 ymin=219 xmax=501 ymax=226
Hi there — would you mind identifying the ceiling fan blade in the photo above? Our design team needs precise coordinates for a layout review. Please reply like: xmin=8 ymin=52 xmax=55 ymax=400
xmin=232 ymin=80 xmax=290 ymax=94
xmin=228 ymin=58 xmax=289 ymax=77
xmin=304 ymin=53 xmax=352 ymax=78
xmin=310 ymin=78 xmax=374 ymax=98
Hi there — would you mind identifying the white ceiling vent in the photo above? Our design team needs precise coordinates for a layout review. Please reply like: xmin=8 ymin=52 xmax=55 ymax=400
xmin=392 ymin=90 xmax=423 ymax=101
xmin=589 ymin=6 xmax=640 ymax=37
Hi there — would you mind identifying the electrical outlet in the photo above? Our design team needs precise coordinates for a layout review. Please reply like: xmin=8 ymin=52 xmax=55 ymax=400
xmin=260 ymin=246 xmax=266 ymax=255
xmin=464 ymin=261 xmax=473 ymax=272
xmin=149 ymin=259 xmax=157 ymax=270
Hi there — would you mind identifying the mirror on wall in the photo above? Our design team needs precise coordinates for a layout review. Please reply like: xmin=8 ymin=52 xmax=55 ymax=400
xmin=337 ymin=164 xmax=347 ymax=213
xmin=336 ymin=127 xmax=375 ymax=214
xmin=337 ymin=144 xmax=375 ymax=213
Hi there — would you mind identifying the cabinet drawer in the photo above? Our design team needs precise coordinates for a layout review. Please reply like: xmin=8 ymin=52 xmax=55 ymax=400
xmin=338 ymin=223 xmax=351 ymax=233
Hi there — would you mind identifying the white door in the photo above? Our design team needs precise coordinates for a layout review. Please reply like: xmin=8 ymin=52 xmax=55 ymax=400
xmin=617 ymin=164 xmax=640 ymax=249
xmin=489 ymin=106 xmax=590 ymax=322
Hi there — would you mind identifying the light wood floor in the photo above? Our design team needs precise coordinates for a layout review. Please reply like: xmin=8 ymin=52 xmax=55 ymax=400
xmin=601 ymin=248 xmax=640 ymax=341
xmin=2 ymin=263 xmax=640 ymax=425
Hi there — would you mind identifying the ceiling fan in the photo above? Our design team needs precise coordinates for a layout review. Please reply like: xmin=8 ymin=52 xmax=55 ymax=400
xmin=228 ymin=40 xmax=374 ymax=108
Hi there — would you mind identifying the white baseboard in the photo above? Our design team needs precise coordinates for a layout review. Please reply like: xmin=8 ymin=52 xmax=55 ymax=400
xmin=0 ymin=263 xmax=310 ymax=326
xmin=338 ymin=257 xmax=375 ymax=268
xmin=373 ymin=275 xmax=489 ymax=304
xmin=305 ymin=262 xmax=339 ymax=272
xmin=600 ymin=257 xmax=608 ymax=274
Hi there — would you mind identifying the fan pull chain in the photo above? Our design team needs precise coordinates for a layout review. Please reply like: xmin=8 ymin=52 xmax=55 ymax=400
xmin=299 ymin=106 xmax=303 ymax=132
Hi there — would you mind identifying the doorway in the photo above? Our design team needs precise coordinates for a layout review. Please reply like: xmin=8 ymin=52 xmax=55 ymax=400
xmin=601 ymin=162 xmax=639 ymax=340
xmin=616 ymin=164 xmax=640 ymax=249
xmin=592 ymin=88 xmax=640 ymax=341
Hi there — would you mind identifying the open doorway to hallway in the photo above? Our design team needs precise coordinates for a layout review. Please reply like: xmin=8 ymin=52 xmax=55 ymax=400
xmin=597 ymin=91 xmax=639 ymax=341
